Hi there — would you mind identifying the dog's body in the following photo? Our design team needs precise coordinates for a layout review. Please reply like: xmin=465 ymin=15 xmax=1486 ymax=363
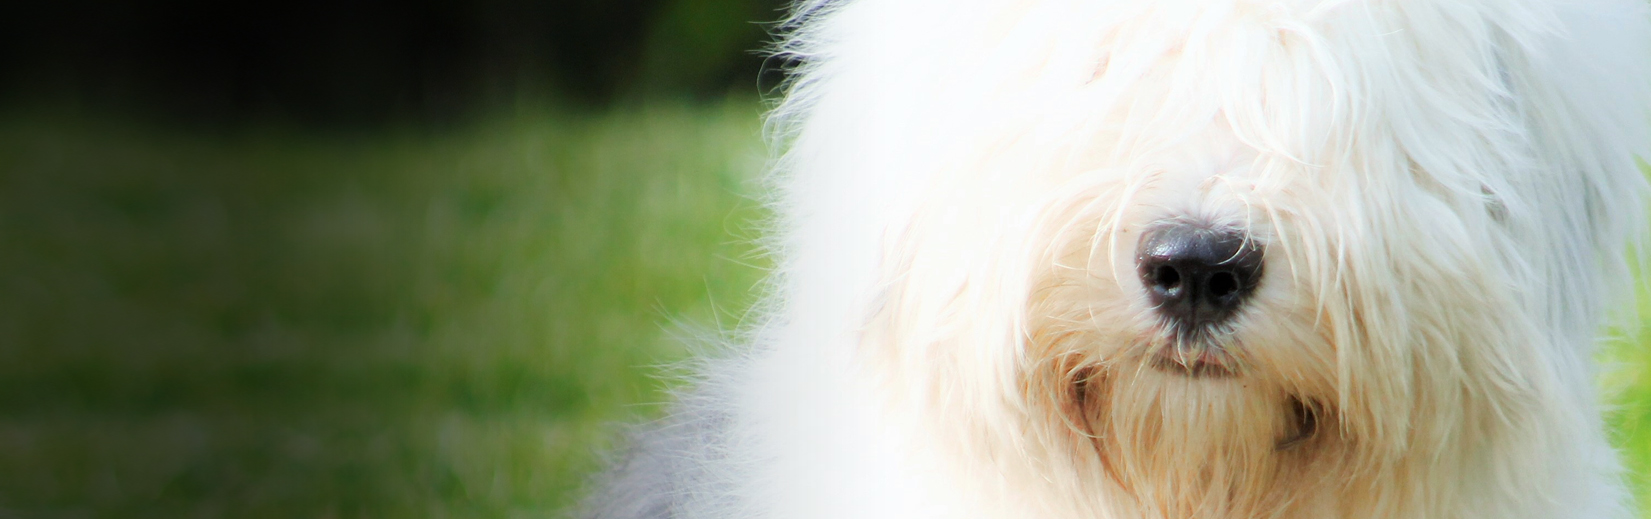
xmin=587 ymin=1 xmax=1651 ymax=518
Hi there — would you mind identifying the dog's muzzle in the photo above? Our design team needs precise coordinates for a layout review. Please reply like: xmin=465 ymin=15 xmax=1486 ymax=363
xmin=1137 ymin=221 xmax=1263 ymax=335
xmin=1136 ymin=221 xmax=1263 ymax=376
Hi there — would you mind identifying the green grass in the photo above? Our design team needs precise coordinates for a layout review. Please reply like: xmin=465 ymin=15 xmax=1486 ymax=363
xmin=0 ymin=101 xmax=771 ymax=517
xmin=1606 ymin=270 xmax=1651 ymax=518
xmin=0 ymin=98 xmax=1648 ymax=518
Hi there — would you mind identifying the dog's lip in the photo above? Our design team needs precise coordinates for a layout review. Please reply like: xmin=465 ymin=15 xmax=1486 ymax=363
xmin=1145 ymin=329 xmax=1239 ymax=378
xmin=1148 ymin=346 xmax=1237 ymax=378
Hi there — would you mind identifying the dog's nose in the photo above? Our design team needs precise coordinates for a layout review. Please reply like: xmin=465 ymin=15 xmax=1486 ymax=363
xmin=1137 ymin=222 xmax=1263 ymax=326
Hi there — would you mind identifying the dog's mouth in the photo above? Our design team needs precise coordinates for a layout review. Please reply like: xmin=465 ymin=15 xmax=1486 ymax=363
xmin=1145 ymin=327 xmax=1239 ymax=378
xmin=1148 ymin=346 xmax=1235 ymax=377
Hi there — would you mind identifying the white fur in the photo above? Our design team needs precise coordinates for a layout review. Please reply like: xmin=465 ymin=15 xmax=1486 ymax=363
xmin=622 ymin=1 xmax=1651 ymax=518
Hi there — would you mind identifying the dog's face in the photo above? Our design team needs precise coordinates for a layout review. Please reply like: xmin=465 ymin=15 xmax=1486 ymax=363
xmin=1016 ymin=130 xmax=1448 ymax=518
xmin=786 ymin=2 xmax=1646 ymax=517
xmin=935 ymin=125 xmax=1499 ymax=518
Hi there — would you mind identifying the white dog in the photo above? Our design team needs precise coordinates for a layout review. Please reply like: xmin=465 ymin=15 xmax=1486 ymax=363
xmin=587 ymin=1 xmax=1651 ymax=518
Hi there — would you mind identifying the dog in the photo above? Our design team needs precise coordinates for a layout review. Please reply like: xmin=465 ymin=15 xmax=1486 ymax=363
xmin=585 ymin=1 xmax=1651 ymax=518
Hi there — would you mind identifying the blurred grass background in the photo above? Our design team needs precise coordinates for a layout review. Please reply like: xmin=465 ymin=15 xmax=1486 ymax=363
xmin=0 ymin=1 xmax=1649 ymax=517
xmin=0 ymin=101 xmax=771 ymax=517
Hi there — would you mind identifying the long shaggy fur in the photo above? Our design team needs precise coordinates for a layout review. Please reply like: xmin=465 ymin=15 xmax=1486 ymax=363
xmin=586 ymin=1 xmax=1651 ymax=518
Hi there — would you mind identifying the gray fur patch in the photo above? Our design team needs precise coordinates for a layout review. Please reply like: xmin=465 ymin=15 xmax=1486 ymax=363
xmin=578 ymin=401 xmax=734 ymax=519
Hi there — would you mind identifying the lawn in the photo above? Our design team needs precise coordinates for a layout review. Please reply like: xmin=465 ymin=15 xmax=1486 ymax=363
xmin=0 ymin=101 xmax=770 ymax=517
xmin=0 ymin=98 xmax=1647 ymax=517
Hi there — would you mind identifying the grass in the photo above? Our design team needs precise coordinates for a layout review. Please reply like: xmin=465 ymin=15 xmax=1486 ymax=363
xmin=0 ymin=97 xmax=1647 ymax=517
xmin=1607 ymin=269 xmax=1651 ymax=518
xmin=0 ymin=100 xmax=771 ymax=517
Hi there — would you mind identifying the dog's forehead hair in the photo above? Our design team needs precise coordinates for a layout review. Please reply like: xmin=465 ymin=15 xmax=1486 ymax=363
xmin=1110 ymin=129 xmax=1261 ymax=222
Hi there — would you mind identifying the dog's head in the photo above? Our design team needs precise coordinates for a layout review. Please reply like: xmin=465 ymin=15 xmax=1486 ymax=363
xmin=772 ymin=1 xmax=1649 ymax=517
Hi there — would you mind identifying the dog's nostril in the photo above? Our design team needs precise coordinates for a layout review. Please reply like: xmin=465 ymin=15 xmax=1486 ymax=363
xmin=1152 ymin=265 xmax=1182 ymax=290
xmin=1136 ymin=222 xmax=1263 ymax=326
xmin=1208 ymin=271 xmax=1238 ymax=298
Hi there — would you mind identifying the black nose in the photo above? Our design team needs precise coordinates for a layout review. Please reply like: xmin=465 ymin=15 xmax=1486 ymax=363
xmin=1137 ymin=222 xmax=1263 ymax=327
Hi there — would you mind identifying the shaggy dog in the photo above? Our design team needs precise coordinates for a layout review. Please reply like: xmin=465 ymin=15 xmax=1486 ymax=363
xmin=588 ymin=1 xmax=1651 ymax=518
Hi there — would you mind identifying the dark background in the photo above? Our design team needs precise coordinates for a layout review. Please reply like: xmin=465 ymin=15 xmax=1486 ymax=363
xmin=2 ymin=0 xmax=789 ymax=126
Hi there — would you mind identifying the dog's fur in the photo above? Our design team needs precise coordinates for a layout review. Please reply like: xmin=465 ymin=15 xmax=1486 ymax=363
xmin=585 ymin=1 xmax=1651 ymax=518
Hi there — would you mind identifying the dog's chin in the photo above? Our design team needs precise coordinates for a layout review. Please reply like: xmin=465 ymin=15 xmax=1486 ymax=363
xmin=1123 ymin=337 xmax=1324 ymax=451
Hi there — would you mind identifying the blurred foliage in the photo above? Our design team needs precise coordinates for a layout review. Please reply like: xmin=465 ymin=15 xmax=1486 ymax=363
xmin=1606 ymin=261 xmax=1651 ymax=518
xmin=639 ymin=0 xmax=791 ymax=96
xmin=2 ymin=0 xmax=789 ymax=126
xmin=0 ymin=100 xmax=770 ymax=516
